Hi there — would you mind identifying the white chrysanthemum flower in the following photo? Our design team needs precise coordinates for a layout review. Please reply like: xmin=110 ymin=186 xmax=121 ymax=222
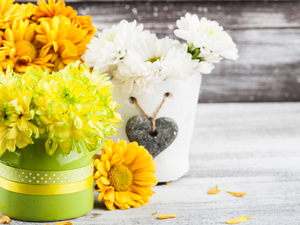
xmin=113 ymin=36 xmax=198 ymax=94
xmin=82 ymin=20 xmax=149 ymax=74
xmin=193 ymin=52 xmax=223 ymax=74
xmin=175 ymin=13 xmax=239 ymax=60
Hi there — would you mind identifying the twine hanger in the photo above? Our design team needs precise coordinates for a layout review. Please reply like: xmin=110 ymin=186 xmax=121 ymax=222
xmin=131 ymin=92 xmax=170 ymax=132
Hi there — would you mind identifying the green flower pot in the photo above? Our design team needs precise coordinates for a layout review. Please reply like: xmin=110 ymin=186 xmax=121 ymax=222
xmin=0 ymin=135 xmax=98 ymax=222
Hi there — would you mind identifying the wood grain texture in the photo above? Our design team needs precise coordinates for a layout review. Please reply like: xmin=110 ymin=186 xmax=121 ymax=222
xmin=18 ymin=0 xmax=300 ymax=2
xmin=15 ymin=1 xmax=300 ymax=102
xmin=5 ymin=102 xmax=300 ymax=224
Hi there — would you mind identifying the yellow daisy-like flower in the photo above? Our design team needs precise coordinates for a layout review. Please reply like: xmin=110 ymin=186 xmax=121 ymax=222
xmin=0 ymin=69 xmax=39 ymax=155
xmin=94 ymin=139 xmax=157 ymax=210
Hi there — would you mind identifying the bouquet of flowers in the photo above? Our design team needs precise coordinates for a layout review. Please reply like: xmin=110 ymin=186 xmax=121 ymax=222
xmin=83 ymin=13 xmax=238 ymax=95
xmin=0 ymin=62 xmax=121 ymax=156
xmin=0 ymin=0 xmax=96 ymax=73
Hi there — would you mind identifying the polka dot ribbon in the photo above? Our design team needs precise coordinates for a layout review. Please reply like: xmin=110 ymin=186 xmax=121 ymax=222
xmin=0 ymin=161 xmax=94 ymax=185
xmin=0 ymin=161 xmax=94 ymax=195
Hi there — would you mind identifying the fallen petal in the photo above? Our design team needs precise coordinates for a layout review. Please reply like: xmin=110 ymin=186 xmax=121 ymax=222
xmin=227 ymin=216 xmax=253 ymax=224
xmin=208 ymin=185 xmax=220 ymax=194
xmin=152 ymin=212 xmax=157 ymax=215
xmin=56 ymin=222 xmax=73 ymax=225
xmin=227 ymin=191 xmax=247 ymax=197
xmin=0 ymin=215 xmax=11 ymax=224
xmin=157 ymin=214 xmax=177 ymax=219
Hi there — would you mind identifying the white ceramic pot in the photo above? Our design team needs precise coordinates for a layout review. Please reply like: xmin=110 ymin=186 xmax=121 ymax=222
xmin=111 ymin=74 xmax=202 ymax=182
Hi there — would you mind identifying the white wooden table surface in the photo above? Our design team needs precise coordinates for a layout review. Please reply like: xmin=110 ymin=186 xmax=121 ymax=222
xmin=7 ymin=102 xmax=300 ymax=225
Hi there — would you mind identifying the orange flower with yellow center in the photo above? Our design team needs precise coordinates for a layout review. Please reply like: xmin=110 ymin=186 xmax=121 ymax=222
xmin=94 ymin=139 xmax=157 ymax=210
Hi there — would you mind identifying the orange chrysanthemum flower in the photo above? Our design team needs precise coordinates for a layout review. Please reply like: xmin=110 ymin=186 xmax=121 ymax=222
xmin=94 ymin=139 xmax=157 ymax=210
xmin=0 ymin=19 xmax=52 ymax=73
xmin=0 ymin=0 xmax=35 ymax=29
xmin=0 ymin=0 xmax=96 ymax=73
xmin=34 ymin=0 xmax=77 ymax=20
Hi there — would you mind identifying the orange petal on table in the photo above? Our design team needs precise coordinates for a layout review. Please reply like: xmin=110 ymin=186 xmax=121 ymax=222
xmin=152 ymin=212 xmax=157 ymax=215
xmin=227 ymin=191 xmax=247 ymax=197
xmin=207 ymin=185 xmax=220 ymax=194
xmin=56 ymin=222 xmax=73 ymax=225
xmin=226 ymin=216 xmax=253 ymax=224
xmin=0 ymin=215 xmax=11 ymax=224
xmin=157 ymin=214 xmax=177 ymax=219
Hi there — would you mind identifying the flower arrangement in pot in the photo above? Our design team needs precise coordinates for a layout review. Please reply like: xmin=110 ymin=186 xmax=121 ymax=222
xmin=83 ymin=13 xmax=239 ymax=182
xmin=0 ymin=0 xmax=124 ymax=221
xmin=0 ymin=62 xmax=122 ymax=221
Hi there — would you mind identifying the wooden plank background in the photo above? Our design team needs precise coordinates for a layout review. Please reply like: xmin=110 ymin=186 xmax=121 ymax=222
xmin=18 ymin=1 xmax=300 ymax=102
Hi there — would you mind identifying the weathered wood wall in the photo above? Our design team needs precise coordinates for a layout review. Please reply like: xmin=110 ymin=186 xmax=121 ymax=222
xmin=19 ymin=1 xmax=300 ymax=103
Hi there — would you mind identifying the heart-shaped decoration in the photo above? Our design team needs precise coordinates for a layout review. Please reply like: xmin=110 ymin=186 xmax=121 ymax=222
xmin=126 ymin=115 xmax=178 ymax=158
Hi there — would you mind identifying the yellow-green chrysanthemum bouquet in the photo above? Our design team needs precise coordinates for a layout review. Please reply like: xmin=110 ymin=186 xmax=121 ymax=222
xmin=0 ymin=62 xmax=122 ymax=221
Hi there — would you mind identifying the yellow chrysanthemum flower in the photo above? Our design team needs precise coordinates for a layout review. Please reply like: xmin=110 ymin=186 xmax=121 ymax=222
xmin=32 ymin=62 xmax=121 ymax=155
xmin=0 ymin=69 xmax=39 ymax=155
xmin=94 ymin=139 xmax=157 ymax=210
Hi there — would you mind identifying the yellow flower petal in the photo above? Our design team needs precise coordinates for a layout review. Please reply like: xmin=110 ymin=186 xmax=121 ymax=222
xmin=74 ymin=116 xmax=82 ymax=129
xmin=55 ymin=222 xmax=73 ymax=225
xmin=115 ymin=191 xmax=126 ymax=204
xmin=226 ymin=216 xmax=253 ymax=224
xmin=110 ymin=154 xmax=123 ymax=166
xmin=227 ymin=191 xmax=247 ymax=197
xmin=0 ymin=215 xmax=11 ymax=224
xmin=98 ymin=187 xmax=107 ymax=202
xmin=106 ymin=160 xmax=111 ymax=171
xmin=208 ymin=185 xmax=220 ymax=194
xmin=157 ymin=214 xmax=177 ymax=219
xmin=94 ymin=171 xmax=101 ymax=179
xmin=97 ymin=162 xmax=107 ymax=176
xmin=96 ymin=178 xmax=107 ymax=190
xmin=104 ymin=200 xmax=116 ymax=210
xmin=152 ymin=212 xmax=157 ymax=215
xmin=104 ymin=188 xmax=115 ymax=203
xmin=17 ymin=117 xmax=27 ymax=131
xmin=100 ymin=176 xmax=110 ymax=185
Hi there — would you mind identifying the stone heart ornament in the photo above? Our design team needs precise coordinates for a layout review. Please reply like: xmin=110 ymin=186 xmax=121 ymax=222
xmin=126 ymin=115 xmax=178 ymax=158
